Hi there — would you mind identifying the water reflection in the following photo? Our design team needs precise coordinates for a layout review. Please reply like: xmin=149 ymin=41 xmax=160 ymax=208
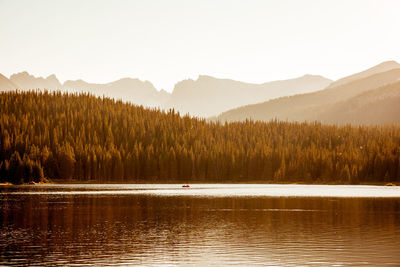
xmin=1 ymin=184 xmax=400 ymax=197
xmin=1 ymin=186 xmax=400 ymax=266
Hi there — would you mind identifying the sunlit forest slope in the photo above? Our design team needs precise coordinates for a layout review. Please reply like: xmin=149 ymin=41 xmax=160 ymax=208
xmin=0 ymin=91 xmax=399 ymax=184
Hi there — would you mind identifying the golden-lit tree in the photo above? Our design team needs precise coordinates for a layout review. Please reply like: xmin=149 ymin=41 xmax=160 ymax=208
xmin=0 ymin=90 xmax=399 ymax=184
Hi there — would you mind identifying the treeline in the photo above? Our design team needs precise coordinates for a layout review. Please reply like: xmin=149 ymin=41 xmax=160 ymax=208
xmin=0 ymin=90 xmax=399 ymax=184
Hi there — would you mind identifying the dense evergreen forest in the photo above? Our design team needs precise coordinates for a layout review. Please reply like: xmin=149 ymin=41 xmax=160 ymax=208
xmin=0 ymin=90 xmax=399 ymax=184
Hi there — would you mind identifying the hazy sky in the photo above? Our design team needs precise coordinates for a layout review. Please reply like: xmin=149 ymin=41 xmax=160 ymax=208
xmin=1 ymin=0 xmax=399 ymax=92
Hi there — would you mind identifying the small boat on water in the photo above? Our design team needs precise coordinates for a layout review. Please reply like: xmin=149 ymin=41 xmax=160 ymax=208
xmin=182 ymin=185 xmax=190 ymax=188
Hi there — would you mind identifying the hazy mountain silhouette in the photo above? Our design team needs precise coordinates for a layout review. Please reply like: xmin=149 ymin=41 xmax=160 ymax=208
xmin=0 ymin=72 xmax=170 ymax=108
xmin=10 ymin=71 xmax=63 ymax=90
xmin=0 ymin=71 xmax=331 ymax=114
xmin=2 ymin=61 xmax=399 ymax=123
xmin=327 ymin=60 xmax=400 ymax=89
xmin=63 ymin=78 xmax=170 ymax=107
xmin=218 ymin=62 xmax=400 ymax=124
xmin=316 ymin=81 xmax=400 ymax=125
xmin=0 ymin=74 xmax=18 ymax=91
xmin=166 ymin=74 xmax=332 ymax=117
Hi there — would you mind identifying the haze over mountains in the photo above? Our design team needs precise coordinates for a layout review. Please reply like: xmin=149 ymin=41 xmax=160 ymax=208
xmin=0 ymin=74 xmax=18 ymax=91
xmin=326 ymin=61 xmax=400 ymax=89
xmin=10 ymin=72 xmax=63 ymax=91
xmin=218 ymin=61 xmax=400 ymax=125
xmin=63 ymin=78 xmax=170 ymax=108
xmin=1 ymin=71 xmax=168 ymax=108
xmin=317 ymin=81 xmax=400 ymax=125
xmin=0 ymin=71 xmax=331 ymax=117
xmin=167 ymin=74 xmax=331 ymax=117
xmin=1 ymin=60 xmax=400 ymax=125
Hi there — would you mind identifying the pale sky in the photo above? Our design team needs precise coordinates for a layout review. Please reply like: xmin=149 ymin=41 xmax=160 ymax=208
xmin=1 ymin=0 xmax=399 ymax=92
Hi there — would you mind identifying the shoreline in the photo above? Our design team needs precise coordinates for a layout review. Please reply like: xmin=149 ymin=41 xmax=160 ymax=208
xmin=0 ymin=181 xmax=397 ymax=186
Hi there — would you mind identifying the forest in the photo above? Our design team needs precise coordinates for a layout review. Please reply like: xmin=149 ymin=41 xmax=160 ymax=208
xmin=0 ymin=90 xmax=399 ymax=184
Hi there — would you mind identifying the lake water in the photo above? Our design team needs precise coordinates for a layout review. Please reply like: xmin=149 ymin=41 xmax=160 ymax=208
xmin=1 ymin=184 xmax=400 ymax=266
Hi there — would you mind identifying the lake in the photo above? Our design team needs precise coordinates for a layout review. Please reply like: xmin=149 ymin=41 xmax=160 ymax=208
xmin=1 ymin=184 xmax=400 ymax=266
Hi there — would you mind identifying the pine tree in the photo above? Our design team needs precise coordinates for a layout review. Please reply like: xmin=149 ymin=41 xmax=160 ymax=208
xmin=0 ymin=90 xmax=399 ymax=184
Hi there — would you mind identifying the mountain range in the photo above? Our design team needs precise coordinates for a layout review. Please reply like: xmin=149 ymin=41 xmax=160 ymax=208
xmin=218 ymin=61 xmax=400 ymax=125
xmin=0 ymin=71 xmax=331 ymax=117
xmin=316 ymin=81 xmax=400 ymax=125
xmin=63 ymin=78 xmax=170 ymax=108
xmin=166 ymin=74 xmax=331 ymax=117
xmin=1 ymin=60 xmax=400 ymax=125
xmin=1 ymin=71 xmax=167 ymax=108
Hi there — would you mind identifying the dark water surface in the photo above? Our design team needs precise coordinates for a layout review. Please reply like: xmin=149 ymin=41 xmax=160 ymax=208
xmin=1 ymin=184 xmax=400 ymax=266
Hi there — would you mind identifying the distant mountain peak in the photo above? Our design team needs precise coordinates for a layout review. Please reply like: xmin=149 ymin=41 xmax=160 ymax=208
xmin=375 ymin=60 xmax=399 ymax=67
xmin=46 ymin=74 xmax=58 ymax=79
xmin=9 ymin=71 xmax=62 ymax=90
xmin=301 ymin=74 xmax=326 ymax=79
xmin=116 ymin=77 xmax=140 ymax=83
xmin=0 ymin=73 xmax=18 ymax=91
xmin=327 ymin=60 xmax=400 ymax=89
xmin=197 ymin=75 xmax=216 ymax=81
xmin=10 ymin=71 xmax=30 ymax=79
xmin=46 ymin=74 xmax=61 ymax=84
xmin=364 ymin=60 xmax=400 ymax=73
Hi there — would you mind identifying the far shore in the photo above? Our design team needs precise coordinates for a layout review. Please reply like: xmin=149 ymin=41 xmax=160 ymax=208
xmin=0 ymin=180 xmax=397 ymax=186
